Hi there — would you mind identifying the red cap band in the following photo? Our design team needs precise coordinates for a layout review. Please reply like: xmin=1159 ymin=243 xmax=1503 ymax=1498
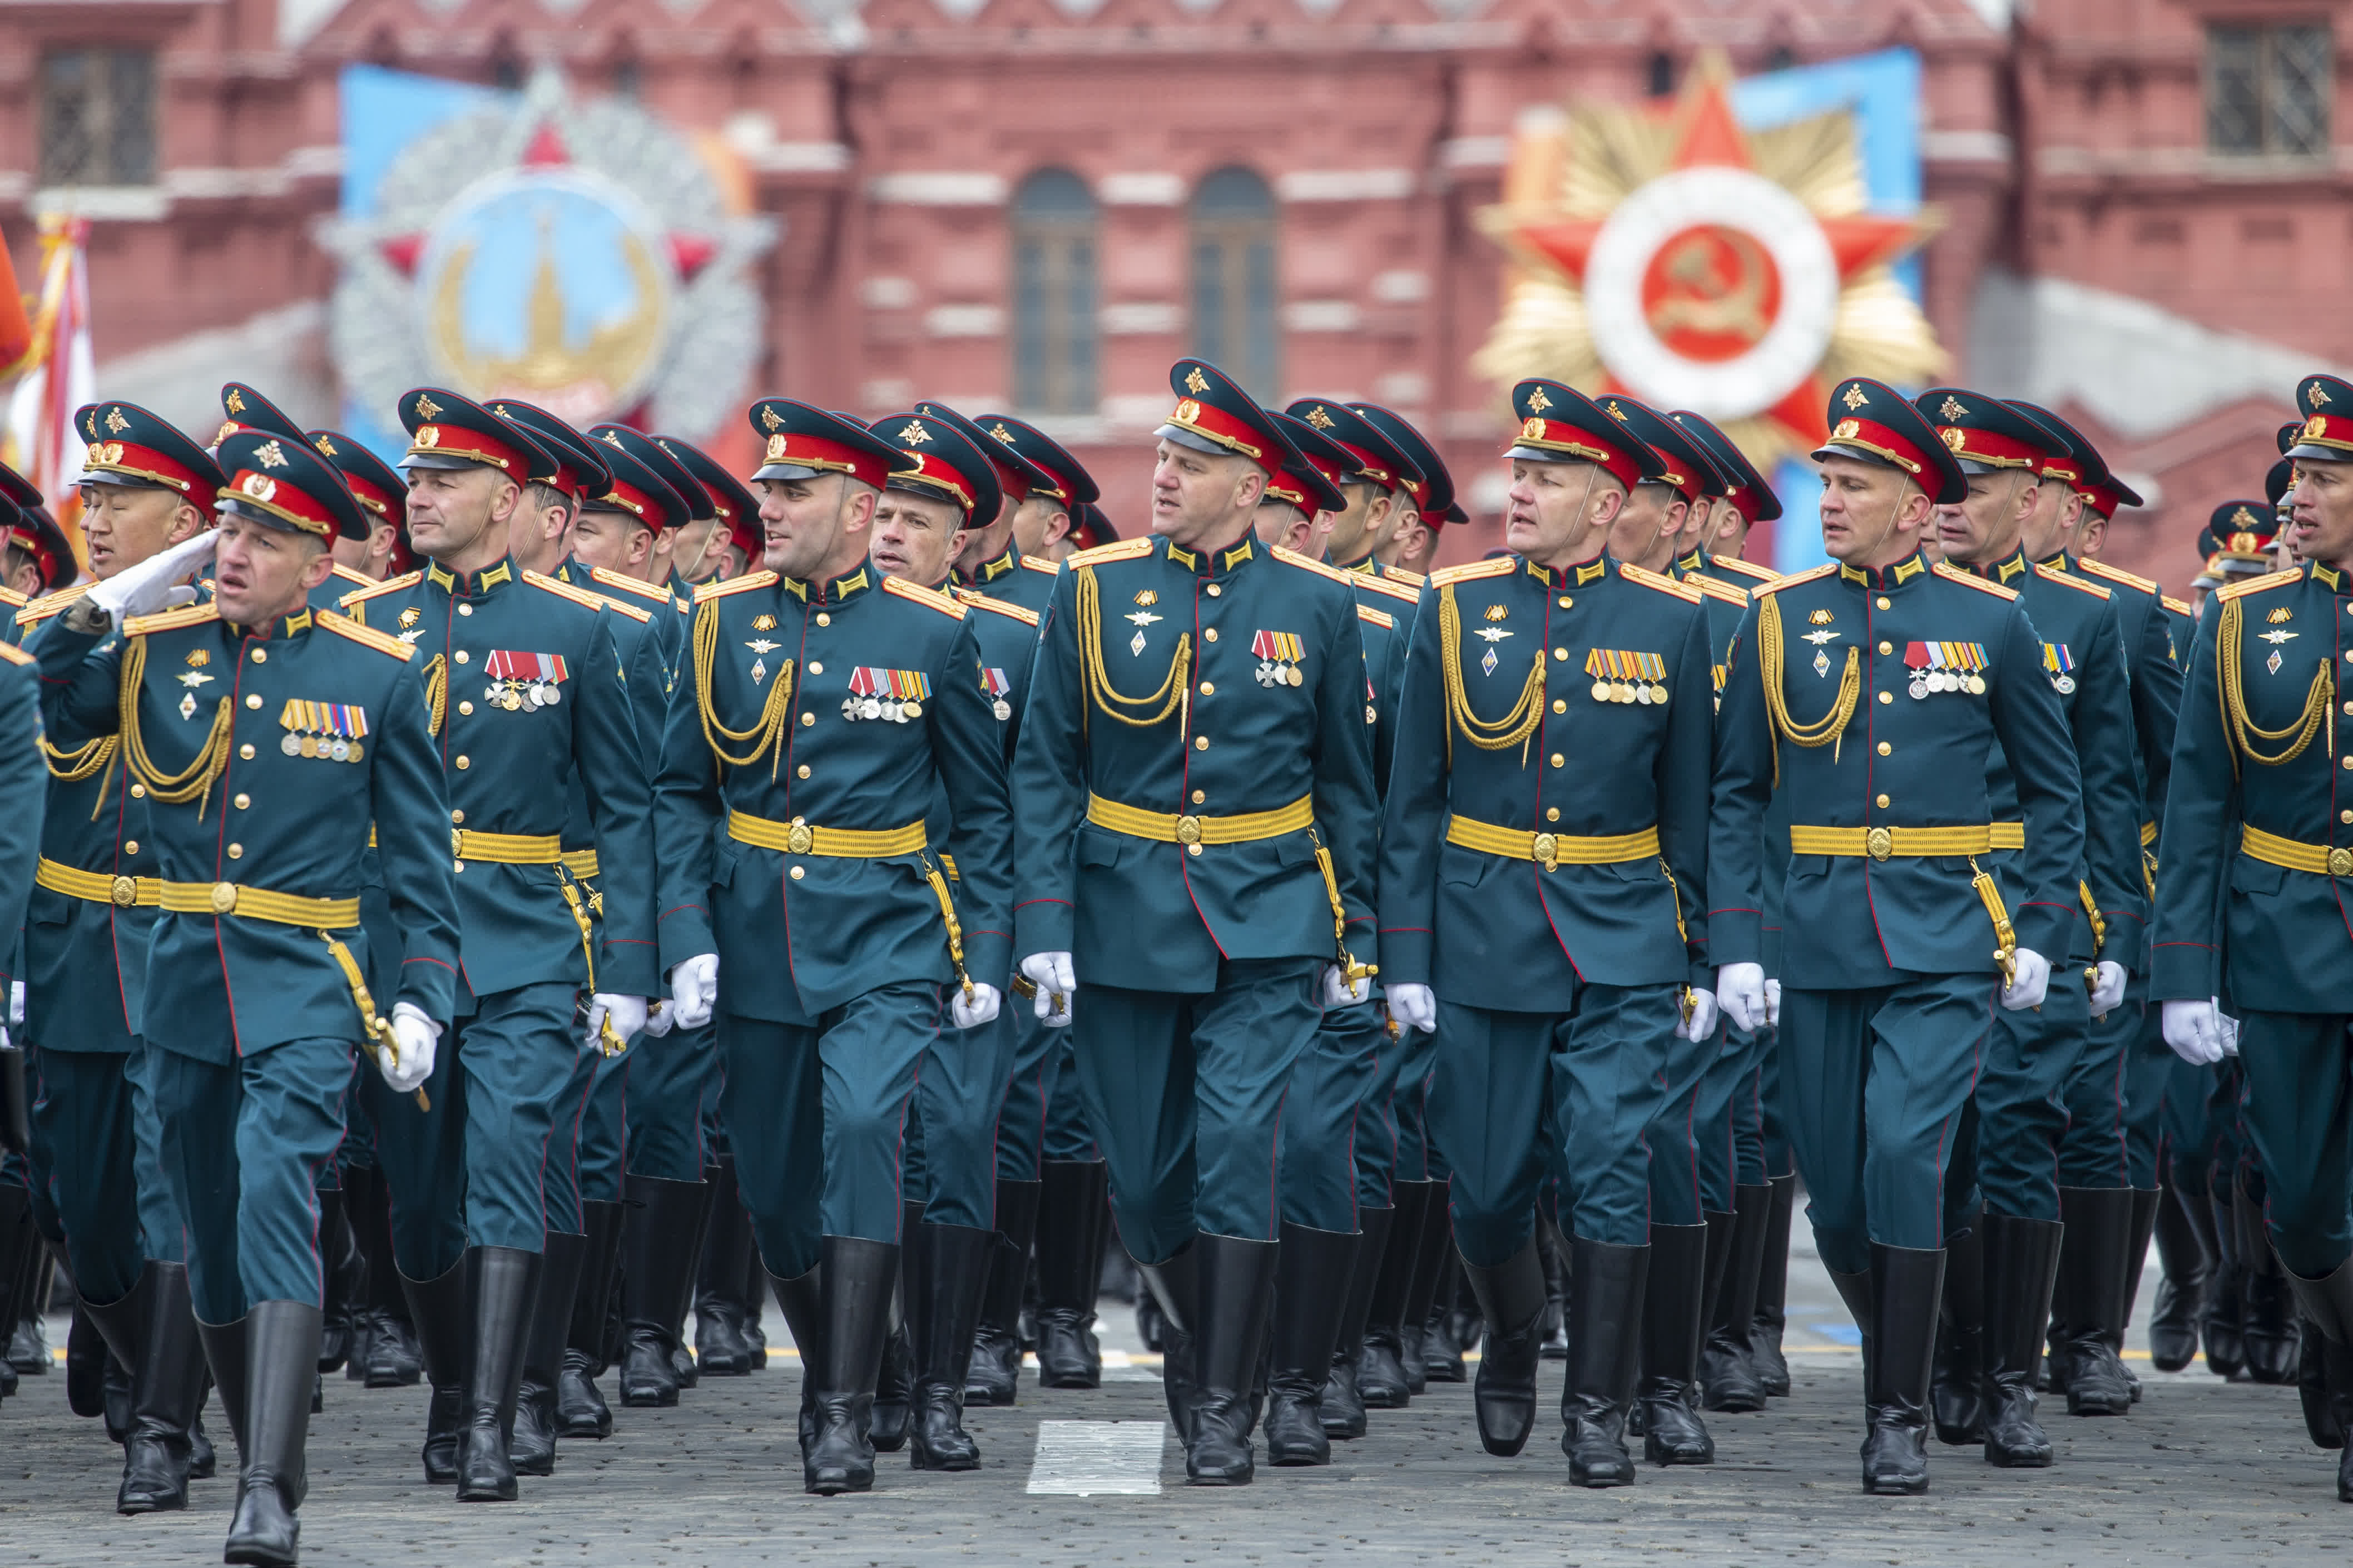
xmin=407 ymin=422 xmax=535 ymax=476
xmin=82 ymin=440 xmax=216 ymax=500
xmin=1512 ymin=416 xmax=1644 ymax=490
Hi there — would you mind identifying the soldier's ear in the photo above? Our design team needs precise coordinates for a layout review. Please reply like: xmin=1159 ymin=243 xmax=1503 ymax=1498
xmin=167 ymin=499 xmax=208 ymax=545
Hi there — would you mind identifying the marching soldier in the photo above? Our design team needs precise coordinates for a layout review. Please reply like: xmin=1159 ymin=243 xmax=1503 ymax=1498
xmin=0 ymin=467 xmax=77 ymax=604
xmin=37 ymin=426 xmax=459 ymax=1565
xmin=1380 ymin=379 xmax=1717 ymax=1485
xmin=1012 ymin=359 xmax=1378 ymax=1485
xmin=342 ymin=389 xmax=656 ymax=1502
xmin=2157 ymin=373 xmax=2353 ymax=1504
xmin=930 ymin=404 xmax=1060 ymax=616
xmin=655 ymin=398 xmax=1013 ymax=1495
xmin=1359 ymin=403 xmax=1453 ymax=588
xmin=1710 ymin=378 xmax=2084 ymax=1495
xmin=1911 ymin=390 xmax=2143 ymax=1467
xmin=16 ymin=408 xmax=220 ymax=1516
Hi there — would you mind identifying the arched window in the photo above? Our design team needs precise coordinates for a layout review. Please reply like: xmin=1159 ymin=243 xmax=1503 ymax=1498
xmin=1011 ymin=168 xmax=1099 ymax=415
xmin=1190 ymin=167 xmax=1279 ymax=398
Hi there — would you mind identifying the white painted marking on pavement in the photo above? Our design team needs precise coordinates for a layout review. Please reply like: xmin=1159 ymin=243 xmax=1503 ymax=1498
xmin=1026 ymin=1420 xmax=1167 ymax=1496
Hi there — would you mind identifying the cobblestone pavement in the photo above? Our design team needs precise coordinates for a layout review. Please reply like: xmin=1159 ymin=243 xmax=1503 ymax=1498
xmin=6 ymin=1237 xmax=2345 ymax=1567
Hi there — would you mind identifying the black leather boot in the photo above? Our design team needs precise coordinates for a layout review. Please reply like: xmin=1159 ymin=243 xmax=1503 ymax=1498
xmin=1861 ymin=1244 xmax=1944 ymax=1495
xmin=316 ymin=1188 xmax=363 ymax=1375
xmin=65 ymin=1305 xmax=109 ymax=1417
xmin=511 ymin=1229 xmax=585 ymax=1476
xmin=194 ymin=1316 xmax=250 ymax=1468
xmin=2120 ymin=1188 xmax=2158 ymax=1403
xmin=1750 ymin=1173 xmax=1796 ymax=1396
xmin=9 ymin=1247 xmax=53 ymax=1372
xmin=1033 ymin=1162 xmax=1109 ymax=1389
xmin=1136 ymin=1242 xmax=1200 ymax=1437
xmin=2205 ymin=1185 xmax=2246 ymax=1379
xmin=1561 ymin=1235 xmax=1646 ymax=1486
xmin=2280 ymin=1256 xmax=2353 ymax=1500
xmin=768 ymin=1262 xmax=825 ymax=1453
xmin=112 ymin=1264 xmax=209 ymax=1512
xmin=740 ymin=1241 xmax=769 ymax=1370
xmin=1183 ymin=1233 xmax=1278 ymax=1485
xmin=966 ymin=1178 xmax=1041 ymax=1407
xmin=869 ymin=1199 xmax=923 ymax=1453
xmin=558 ymin=1198 xmax=624 ymax=1438
xmin=1701 ymin=1185 xmax=1770 ymax=1413
xmin=1461 ymin=1233 xmax=1548 ymax=1457
xmin=399 ymin=1257 xmax=469 ymax=1483
xmin=2053 ymin=1188 xmax=2136 ymax=1415
xmin=454 ymin=1247 xmax=540 ymax=1502
xmin=353 ymin=1178 xmax=422 ymax=1387
xmin=1980 ymin=1210 xmax=2063 ymax=1467
xmin=909 ymin=1222 xmax=993 ymax=1471
xmin=2145 ymin=1184 xmax=2205 ymax=1374
xmin=1321 ymin=1204 xmax=1388 ymax=1439
xmin=1264 ymin=1223 xmax=1355 ymax=1467
xmin=0 ymin=1183 xmax=33 ymax=1400
xmin=693 ymin=1157 xmax=755 ymax=1377
xmin=1359 ymin=1183 xmax=1427 ymax=1408
xmin=618 ymin=1175 xmax=705 ymax=1407
xmin=1931 ymin=1216 xmax=1985 ymax=1445
xmin=1636 ymin=1223 xmax=1713 ymax=1465
xmin=221 ymin=1302 xmax=319 ymax=1568
xmin=2240 ymin=1185 xmax=2298 ymax=1386
xmin=1399 ymin=1183 xmax=1452 ymax=1398
xmin=1423 ymin=1249 xmax=1468 ymax=1383
xmin=806 ymin=1235 xmax=897 ymax=1495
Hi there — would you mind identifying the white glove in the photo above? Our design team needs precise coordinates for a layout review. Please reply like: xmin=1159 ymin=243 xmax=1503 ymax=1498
xmin=1999 ymin=947 xmax=2051 ymax=1011
xmin=1676 ymin=987 xmax=1720 ymax=1043
xmin=2087 ymin=960 xmax=2129 ymax=1019
xmin=2220 ymin=1009 xmax=2242 ymax=1058
xmin=8 ymin=980 xmax=19 ymax=1028
xmin=1386 ymin=982 xmax=1438 ymax=1035
xmin=1763 ymin=978 xmax=1782 ymax=1029
xmin=1021 ymin=951 xmax=1076 ymax=1026
xmin=586 ymin=993 xmax=648 ymax=1053
xmin=641 ymin=1000 xmax=676 ymax=1038
xmin=951 ymin=983 xmax=1002 ymax=1030
xmin=87 ymin=530 xmax=215 ymax=620
xmin=668 ymin=953 xmax=717 ymax=1030
xmin=1716 ymin=962 xmax=1767 ymax=1034
xmin=382 ymin=1003 xmax=440 ymax=1095
xmin=1322 ymin=964 xmax=1371 ymax=1008
xmin=2162 ymin=998 xmax=2226 ymax=1066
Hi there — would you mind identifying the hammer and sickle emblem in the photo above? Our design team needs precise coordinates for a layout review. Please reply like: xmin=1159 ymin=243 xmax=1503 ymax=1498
xmin=1647 ymin=228 xmax=1773 ymax=349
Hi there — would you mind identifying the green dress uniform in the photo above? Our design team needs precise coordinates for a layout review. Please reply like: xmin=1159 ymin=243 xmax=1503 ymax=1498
xmin=1709 ymin=379 xmax=2085 ymax=1495
xmin=2153 ymin=375 xmax=2353 ymax=1502
xmin=16 ymin=410 xmax=219 ymax=1516
xmin=1013 ymin=360 xmax=1376 ymax=1486
xmin=39 ymin=427 xmax=460 ymax=1562
xmin=1380 ymin=380 xmax=1712 ymax=1481
xmin=344 ymin=389 xmax=657 ymax=1502
xmin=655 ymin=399 xmax=1014 ymax=1495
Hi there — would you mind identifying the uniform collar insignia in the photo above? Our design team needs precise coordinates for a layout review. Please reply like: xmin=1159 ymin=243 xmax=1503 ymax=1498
xmin=2314 ymin=561 xmax=2344 ymax=592
xmin=2039 ymin=550 xmax=2073 ymax=570
xmin=1163 ymin=539 xmax=1198 ymax=571
xmin=780 ymin=575 xmax=808 ymax=602
xmin=1575 ymin=559 xmax=1608 ymax=587
xmin=427 ymin=561 xmax=455 ymax=592
xmin=1893 ymin=553 xmax=1929 ymax=583
xmin=1995 ymin=552 xmax=2029 ymax=584
xmin=979 ymin=547 xmax=1018 ymax=582
xmin=1340 ymin=553 xmax=1378 ymax=574
xmin=1221 ymin=540 xmax=1254 ymax=572
xmin=425 ymin=558 xmax=516 ymax=597
xmin=1839 ymin=563 xmax=1868 ymax=585
xmin=1676 ymin=549 xmax=1706 ymax=574
xmin=1841 ymin=552 xmax=1930 ymax=589
xmin=808 ymin=565 xmax=870 ymax=604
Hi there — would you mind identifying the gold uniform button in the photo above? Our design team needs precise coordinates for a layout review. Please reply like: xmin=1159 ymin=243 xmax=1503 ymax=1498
xmin=245 ymin=694 xmax=264 ymax=709
xmin=123 ymin=841 xmax=139 ymax=856
xmin=2342 ymin=755 xmax=2352 ymax=771
xmin=1878 ymin=641 xmax=1893 ymax=655
xmin=1552 ymin=699 xmax=1567 ymax=713
xmin=796 ymin=765 xmax=811 ymax=780
xmin=1876 ymin=793 xmax=1890 ymax=808
xmin=454 ymin=651 xmax=470 ymax=664
xmin=816 ymin=612 xmax=831 ymax=627
xmin=1557 ymin=596 xmax=1573 ymax=609
xmin=809 ymin=662 xmax=823 ymax=676
xmin=452 ymin=810 xmax=465 ymax=824
xmin=789 ymin=866 xmax=805 ymax=880
xmin=1876 ymin=596 xmax=1891 ymax=609
xmin=234 ymin=793 xmax=250 ymax=810
xmin=1195 ymin=736 xmax=1210 ymax=751
xmin=1878 ymin=691 xmax=1894 ymax=705
xmin=1878 ymin=742 xmax=1892 ymax=756
xmin=1200 ymin=682 xmax=1214 ymax=696
xmin=455 ymin=756 xmax=470 ymax=770
xmin=1549 ymin=753 xmax=1564 ymax=768
xmin=453 ymin=860 xmax=465 ymax=874
xmin=1545 ymin=807 xmax=1560 ymax=822
xmin=1552 ymin=647 xmax=1568 ymax=661
xmin=239 ymin=745 xmax=255 ymax=760
xmin=2342 ymin=810 xmax=2352 ymax=825
xmin=1206 ymin=584 xmax=1222 ymax=597
xmin=226 ymin=844 xmax=243 ymax=860
xmin=130 ymin=783 xmax=146 ymax=799
xmin=1191 ymin=789 xmax=1206 ymax=805
xmin=458 ymin=604 xmax=473 ymax=617
xmin=800 ymin=712 xmax=815 ymax=727
xmin=458 ymin=700 xmax=474 ymax=716
xmin=1204 ymin=628 xmax=1218 ymax=643
xmin=250 ymin=648 xmax=267 ymax=664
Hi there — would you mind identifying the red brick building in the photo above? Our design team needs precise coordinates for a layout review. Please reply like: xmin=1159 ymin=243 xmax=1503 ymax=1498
xmin=3 ymin=0 xmax=2345 ymax=589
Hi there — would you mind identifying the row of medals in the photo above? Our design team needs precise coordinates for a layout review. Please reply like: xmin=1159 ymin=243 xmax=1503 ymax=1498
xmin=1255 ymin=659 xmax=1305 ymax=687
xmin=1909 ymin=669 xmax=1985 ymax=699
xmin=488 ymin=678 xmax=562 ymax=712
xmin=1592 ymin=679 xmax=1668 ymax=706
xmin=282 ymin=732 xmax=362 ymax=762
xmin=841 ymin=694 xmax=923 ymax=723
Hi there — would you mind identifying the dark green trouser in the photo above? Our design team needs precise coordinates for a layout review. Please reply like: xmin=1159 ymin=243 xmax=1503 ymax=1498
xmin=1429 ymin=985 xmax=1679 ymax=1264
xmin=1068 ymin=958 xmax=1323 ymax=1264
xmin=1972 ymin=971 xmax=2089 ymax=1223
xmin=28 ymin=1044 xmax=186 ymax=1304
xmin=904 ymin=1000 xmax=1018 ymax=1229
xmin=2233 ymin=1011 xmax=2353 ymax=1279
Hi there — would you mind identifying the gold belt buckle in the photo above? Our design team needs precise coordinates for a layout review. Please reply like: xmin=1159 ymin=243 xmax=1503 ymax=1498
xmin=785 ymin=820 xmax=814 ymax=855
xmin=2330 ymin=847 xmax=2352 ymax=878
xmin=449 ymin=828 xmax=465 ymax=859
xmin=1175 ymin=814 xmax=1203 ymax=846
xmin=1530 ymin=832 xmax=1558 ymax=871
xmin=110 ymin=876 xmax=138 ymax=907
xmin=210 ymin=882 xmax=239 ymax=915
xmin=1866 ymin=826 xmax=1894 ymax=861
